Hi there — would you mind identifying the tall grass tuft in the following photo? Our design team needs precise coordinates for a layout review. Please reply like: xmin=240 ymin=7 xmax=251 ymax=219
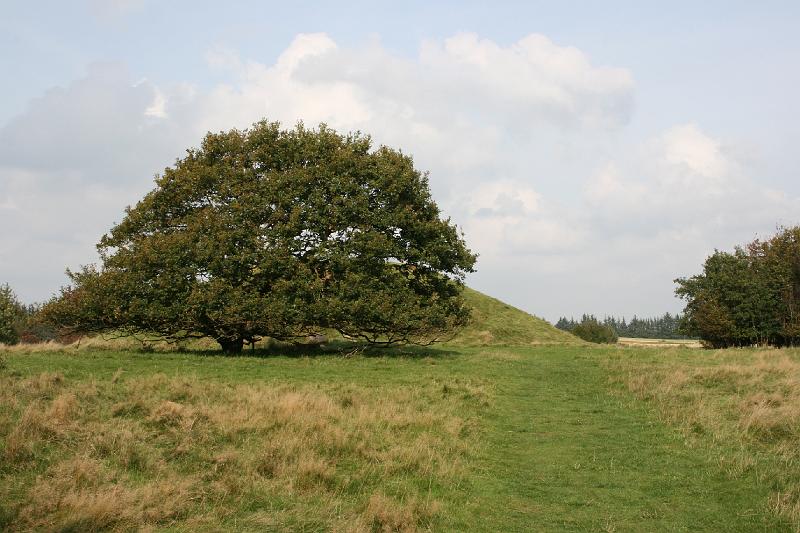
xmin=610 ymin=348 xmax=800 ymax=528
xmin=0 ymin=364 xmax=484 ymax=531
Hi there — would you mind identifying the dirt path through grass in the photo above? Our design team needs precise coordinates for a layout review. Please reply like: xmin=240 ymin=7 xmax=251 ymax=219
xmin=470 ymin=346 xmax=788 ymax=532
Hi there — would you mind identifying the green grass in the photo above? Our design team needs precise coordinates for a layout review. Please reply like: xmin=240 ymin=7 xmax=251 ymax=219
xmin=449 ymin=288 xmax=583 ymax=346
xmin=0 ymin=344 xmax=791 ymax=531
xmin=606 ymin=346 xmax=800 ymax=528
xmin=0 ymin=290 xmax=795 ymax=531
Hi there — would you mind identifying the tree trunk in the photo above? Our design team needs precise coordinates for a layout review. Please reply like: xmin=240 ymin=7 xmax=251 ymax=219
xmin=218 ymin=337 xmax=244 ymax=354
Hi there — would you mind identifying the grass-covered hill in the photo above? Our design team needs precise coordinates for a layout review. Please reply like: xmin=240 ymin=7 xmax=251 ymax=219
xmin=447 ymin=288 xmax=582 ymax=346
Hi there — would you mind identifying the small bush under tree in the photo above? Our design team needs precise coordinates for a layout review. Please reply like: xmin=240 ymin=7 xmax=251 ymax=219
xmin=571 ymin=318 xmax=618 ymax=344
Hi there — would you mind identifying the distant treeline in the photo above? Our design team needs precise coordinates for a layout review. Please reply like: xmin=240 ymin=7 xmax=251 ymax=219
xmin=554 ymin=313 xmax=691 ymax=339
xmin=0 ymin=284 xmax=61 ymax=345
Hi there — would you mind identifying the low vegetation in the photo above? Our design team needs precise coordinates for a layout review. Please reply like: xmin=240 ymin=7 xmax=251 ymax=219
xmin=3 ymin=343 xmax=793 ymax=531
xmin=571 ymin=318 xmax=618 ymax=344
xmin=0 ymin=285 xmax=62 ymax=346
xmin=554 ymin=315 xmax=617 ymax=344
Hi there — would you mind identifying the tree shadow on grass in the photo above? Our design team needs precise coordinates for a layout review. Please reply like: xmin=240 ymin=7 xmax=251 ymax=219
xmin=180 ymin=340 xmax=460 ymax=360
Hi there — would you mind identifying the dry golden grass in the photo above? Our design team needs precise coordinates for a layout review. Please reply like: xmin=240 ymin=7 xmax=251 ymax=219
xmin=0 ymin=365 xmax=484 ymax=531
xmin=356 ymin=493 xmax=441 ymax=533
xmin=0 ymin=335 xmax=222 ymax=354
xmin=479 ymin=349 xmax=523 ymax=361
xmin=617 ymin=337 xmax=702 ymax=348
xmin=609 ymin=348 xmax=800 ymax=529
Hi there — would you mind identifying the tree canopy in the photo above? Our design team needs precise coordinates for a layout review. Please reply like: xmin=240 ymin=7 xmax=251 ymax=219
xmin=44 ymin=121 xmax=476 ymax=353
xmin=675 ymin=226 xmax=800 ymax=348
xmin=0 ymin=284 xmax=24 ymax=345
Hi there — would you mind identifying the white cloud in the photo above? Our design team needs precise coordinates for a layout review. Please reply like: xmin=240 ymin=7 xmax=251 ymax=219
xmin=467 ymin=181 xmax=541 ymax=217
xmin=562 ymin=121 xmax=800 ymax=319
xmin=143 ymin=85 xmax=167 ymax=118
xmin=0 ymin=63 xmax=193 ymax=301
xmin=583 ymin=122 xmax=790 ymax=233
xmin=88 ymin=0 xmax=146 ymax=21
xmin=183 ymin=31 xmax=634 ymax=201
xmin=660 ymin=123 xmax=729 ymax=180
xmin=0 ymin=63 xmax=184 ymax=176
xmin=456 ymin=180 xmax=585 ymax=257
xmin=417 ymin=33 xmax=634 ymax=129
xmin=1 ymin=31 xmax=797 ymax=323
xmin=584 ymin=163 xmax=648 ymax=207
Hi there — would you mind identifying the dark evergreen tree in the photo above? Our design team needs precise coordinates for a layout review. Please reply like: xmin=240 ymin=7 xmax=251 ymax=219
xmin=0 ymin=284 xmax=24 ymax=345
xmin=553 ymin=312 xmax=690 ymax=339
xmin=555 ymin=317 xmax=576 ymax=331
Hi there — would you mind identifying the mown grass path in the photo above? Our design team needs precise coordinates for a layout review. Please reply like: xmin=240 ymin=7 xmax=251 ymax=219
xmin=468 ymin=346 xmax=788 ymax=532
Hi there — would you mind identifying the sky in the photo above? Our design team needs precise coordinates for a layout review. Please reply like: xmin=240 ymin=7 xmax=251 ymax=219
xmin=1 ymin=0 xmax=799 ymax=322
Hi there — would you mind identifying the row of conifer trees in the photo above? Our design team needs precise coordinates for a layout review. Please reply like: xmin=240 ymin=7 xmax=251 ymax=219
xmin=554 ymin=313 xmax=689 ymax=340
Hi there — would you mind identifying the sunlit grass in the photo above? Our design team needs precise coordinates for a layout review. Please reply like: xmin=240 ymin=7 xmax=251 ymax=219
xmin=0 ymin=358 xmax=487 ymax=531
xmin=2 ymin=286 xmax=797 ymax=532
xmin=608 ymin=347 xmax=800 ymax=529
xmin=447 ymin=288 xmax=584 ymax=346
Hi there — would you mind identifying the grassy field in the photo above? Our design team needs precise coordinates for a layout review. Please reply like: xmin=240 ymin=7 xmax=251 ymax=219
xmin=607 ymin=347 xmax=800 ymax=529
xmin=1 ymin=292 xmax=798 ymax=531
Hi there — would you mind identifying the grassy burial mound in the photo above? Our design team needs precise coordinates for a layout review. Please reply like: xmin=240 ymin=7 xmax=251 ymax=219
xmin=447 ymin=288 xmax=582 ymax=347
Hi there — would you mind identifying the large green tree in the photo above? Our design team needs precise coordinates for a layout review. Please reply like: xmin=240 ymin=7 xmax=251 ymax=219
xmin=675 ymin=226 xmax=800 ymax=347
xmin=44 ymin=121 xmax=477 ymax=353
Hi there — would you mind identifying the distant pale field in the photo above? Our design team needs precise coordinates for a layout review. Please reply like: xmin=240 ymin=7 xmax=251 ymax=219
xmin=1 ymin=342 xmax=798 ymax=531
xmin=618 ymin=337 xmax=703 ymax=348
